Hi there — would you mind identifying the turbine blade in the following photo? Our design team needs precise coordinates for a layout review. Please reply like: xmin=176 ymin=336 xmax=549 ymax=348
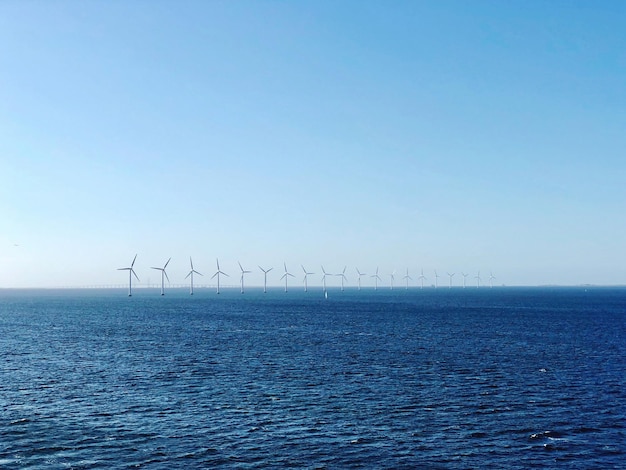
xmin=131 ymin=254 xmax=137 ymax=267
xmin=164 ymin=257 xmax=171 ymax=269
xmin=131 ymin=269 xmax=139 ymax=281
xmin=164 ymin=271 xmax=170 ymax=283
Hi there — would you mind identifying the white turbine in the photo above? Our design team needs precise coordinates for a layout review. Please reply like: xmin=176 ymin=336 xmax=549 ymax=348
xmin=335 ymin=266 xmax=348 ymax=291
xmin=321 ymin=265 xmax=332 ymax=292
xmin=418 ymin=269 xmax=427 ymax=289
xmin=301 ymin=265 xmax=315 ymax=292
xmin=117 ymin=254 xmax=139 ymax=297
xmin=211 ymin=258 xmax=229 ymax=294
xmin=389 ymin=271 xmax=396 ymax=290
xmin=238 ymin=261 xmax=251 ymax=294
xmin=489 ymin=271 xmax=496 ymax=288
xmin=151 ymin=257 xmax=171 ymax=296
xmin=461 ymin=272 xmax=468 ymax=288
xmin=370 ymin=267 xmax=382 ymax=290
xmin=281 ymin=262 xmax=295 ymax=292
xmin=434 ymin=270 xmax=440 ymax=288
xmin=403 ymin=268 xmax=412 ymax=290
xmin=447 ymin=272 xmax=455 ymax=289
xmin=355 ymin=268 xmax=367 ymax=290
xmin=185 ymin=257 xmax=203 ymax=295
xmin=475 ymin=271 xmax=482 ymax=288
xmin=258 ymin=266 xmax=273 ymax=293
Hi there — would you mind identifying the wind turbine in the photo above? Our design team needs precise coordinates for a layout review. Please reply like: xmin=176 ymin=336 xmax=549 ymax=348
xmin=403 ymin=268 xmax=412 ymax=290
xmin=321 ymin=265 xmax=332 ymax=292
xmin=238 ymin=261 xmax=251 ymax=294
xmin=118 ymin=254 xmax=139 ymax=297
xmin=434 ymin=270 xmax=440 ymax=288
xmin=371 ymin=267 xmax=382 ymax=290
xmin=418 ymin=269 xmax=427 ymax=289
xmin=259 ymin=266 xmax=273 ymax=293
xmin=475 ymin=271 xmax=482 ymax=288
xmin=151 ymin=257 xmax=171 ymax=296
xmin=301 ymin=265 xmax=314 ymax=292
xmin=335 ymin=266 xmax=348 ymax=291
xmin=281 ymin=262 xmax=295 ymax=292
xmin=447 ymin=272 xmax=455 ymax=289
xmin=185 ymin=257 xmax=203 ymax=295
xmin=355 ymin=268 xmax=367 ymax=290
xmin=211 ymin=258 xmax=229 ymax=294
xmin=389 ymin=271 xmax=396 ymax=290
xmin=461 ymin=272 xmax=468 ymax=288
xmin=489 ymin=272 xmax=496 ymax=288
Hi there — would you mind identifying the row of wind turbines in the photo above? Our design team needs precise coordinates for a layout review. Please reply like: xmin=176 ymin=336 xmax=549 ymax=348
xmin=118 ymin=255 xmax=497 ymax=297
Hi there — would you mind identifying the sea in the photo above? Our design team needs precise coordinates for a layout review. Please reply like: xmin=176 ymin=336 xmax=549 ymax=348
xmin=0 ymin=287 xmax=624 ymax=469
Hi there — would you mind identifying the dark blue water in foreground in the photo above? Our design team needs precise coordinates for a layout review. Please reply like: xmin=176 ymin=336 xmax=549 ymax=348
xmin=1 ymin=287 xmax=624 ymax=468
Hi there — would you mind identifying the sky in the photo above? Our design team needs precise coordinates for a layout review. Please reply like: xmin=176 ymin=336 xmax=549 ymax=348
xmin=1 ymin=0 xmax=625 ymax=288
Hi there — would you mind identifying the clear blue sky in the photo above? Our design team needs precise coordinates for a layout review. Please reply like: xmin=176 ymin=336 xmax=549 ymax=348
xmin=1 ymin=0 xmax=625 ymax=288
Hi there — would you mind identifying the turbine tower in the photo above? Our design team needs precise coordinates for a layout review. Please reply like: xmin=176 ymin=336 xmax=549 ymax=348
xmin=403 ymin=268 xmax=412 ymax=290
xmin=418 ymin=269 xmax=427 ymax=289
xmin=489 ymin=272 xmax=496 ymax=288
xmin=355 ymin=268 xmax=367 ymax=290
xmin=389 ymin=271 xmax=396 ymax=290
xmin=238 ymin=261 xmax=251 ymax=294
xmin=151 ymin=257 xmax=171 ymax=296
xmin=475 ymin=271 xmax=482 ymax=288
xmin=335 ymin=266 xmax=348 ymax=291
xmin=185 ymin=257 xmax=203 ymax=295
xmin=321 ymin=265 xmax=332 ymax=292
xmin=211 ymin=258 xmax=229 ymax=294
xmin=118 ymin=254 xmax=139 ymax=297
xmin=371 ymin=267 xmax=382 ymax=290
xmin=434 ymin=270 xmax=440 ymax=288
xmin=259 ymin=266 xmax=273 ymax=293
xmin=301 ymin=265 xmax=314 ymax=292
xmin=281 ymin=262 xmax=295 ymax=292
xmin=447 ymin=272 xmax=455 ymax=289
xmin=461 ymin=272 xmax=468 ymax=288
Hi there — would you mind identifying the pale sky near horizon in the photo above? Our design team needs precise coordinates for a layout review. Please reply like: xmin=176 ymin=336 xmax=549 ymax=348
xmin=1 ymin=0 xmax=625 ymax=288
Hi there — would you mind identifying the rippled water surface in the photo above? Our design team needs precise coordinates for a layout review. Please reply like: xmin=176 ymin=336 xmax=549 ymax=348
xmin=1 ymin=287 xmax=624 ymax=468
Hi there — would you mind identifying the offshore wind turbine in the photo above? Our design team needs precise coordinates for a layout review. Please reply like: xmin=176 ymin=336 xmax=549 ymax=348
xmin=321 ymin=265 xmax=332 ymax=292
xmin=475 ymin=271 xmax=482 ymax=288
xmin=389 ymin=271 xmax=396 ymax=290
xmin=185 ymin=257 xmax=203 ymax=295
xmin=258 ymin=266 xmax=273 ymax=293
xmin=281 ymin=262 xmax=295 ymax=292
xmin=355 ymin=268 xmax=367 ymax=290
xmin=211 ymin=258 xmax=229 ymax=294
xmin=418 ymin=269 xmax=427 ymax=289
xmin=335 ymin=266 xmax=348 ymax=291
xmin=238 ymin=261 xmax=251 ymax=294
xmin=434 ymin=270 xmax=440 ymax=288
xmin=371 ymin=267 xmax=382 ymax=290
xmin=489 ymin=272 xmax=496 ymax=288
xmin=301 ymin=265 xmax=314 ymax=292
xmin=461 ymin=272 xmax=468 ymax=288
xmin=447 ymin=272 xmax=455 ymax=289
xmin=118 ymin=254 xmax=139 ymax=297
xmin=403 ymin=268 xmax=412 ymax=290
xmin=151 ymin=257 xmax=171 ymax=296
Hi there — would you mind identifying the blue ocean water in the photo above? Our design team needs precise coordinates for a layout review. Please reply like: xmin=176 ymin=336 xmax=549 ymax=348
xmin=0 ymin=287 xmax=624 ymax=469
